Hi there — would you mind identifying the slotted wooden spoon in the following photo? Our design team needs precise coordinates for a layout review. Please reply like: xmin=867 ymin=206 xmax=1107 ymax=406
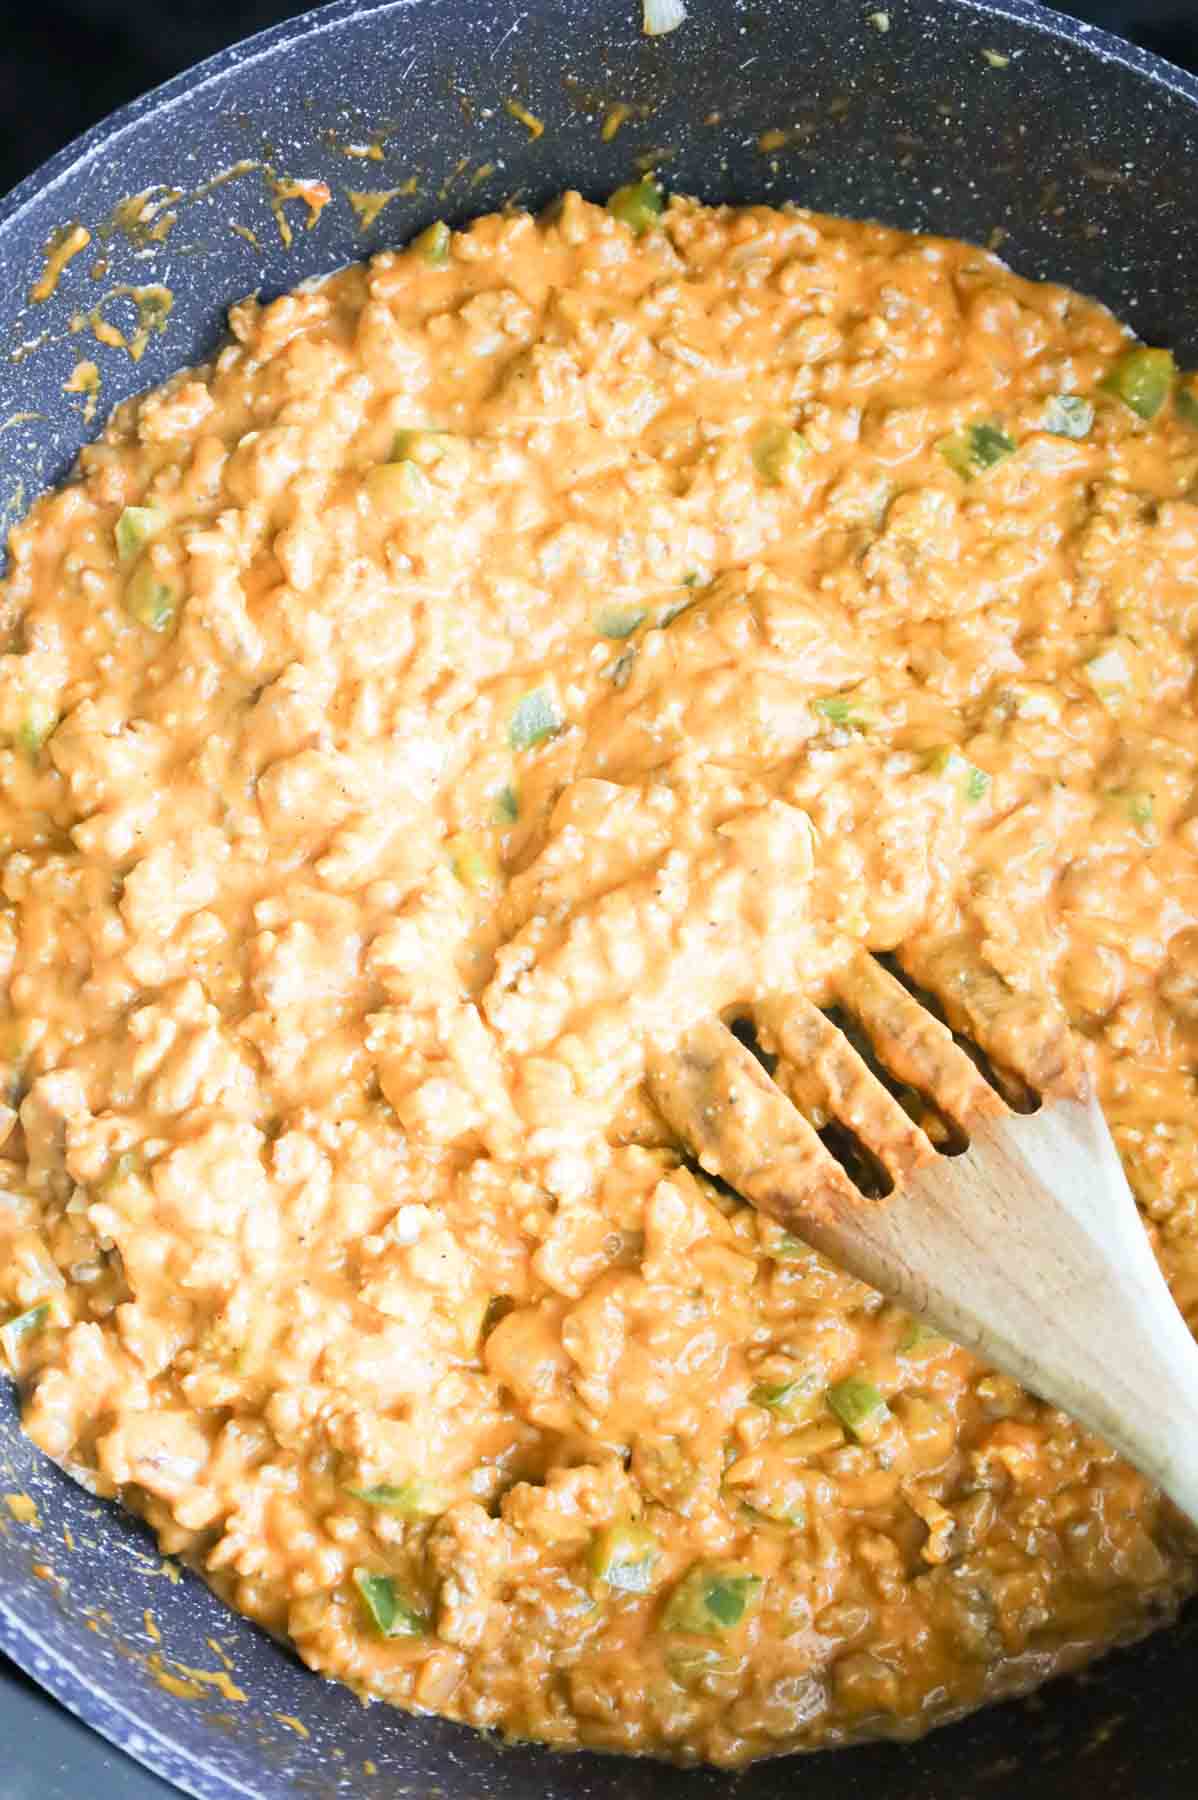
xmin=647 ymin=941 xmax=1198 ymax=1525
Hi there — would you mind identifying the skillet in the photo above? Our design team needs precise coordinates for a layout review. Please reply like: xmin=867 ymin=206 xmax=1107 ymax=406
xmin=1 ymin=3 xmax=1197 ymax=1795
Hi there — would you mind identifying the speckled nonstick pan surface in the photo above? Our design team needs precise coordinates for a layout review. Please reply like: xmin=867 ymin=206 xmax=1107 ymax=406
xmin=1 ymin=3 xmax=1197 ymax=1796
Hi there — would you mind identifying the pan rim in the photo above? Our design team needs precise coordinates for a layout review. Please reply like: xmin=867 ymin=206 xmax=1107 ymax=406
xmin=0 ymin=1596 xmax=257 ymax=1800
xmin=1 ymin=1 xmax=1197 ymax=1797
xmin=0 ymin=0 xmax=1197 ymax=243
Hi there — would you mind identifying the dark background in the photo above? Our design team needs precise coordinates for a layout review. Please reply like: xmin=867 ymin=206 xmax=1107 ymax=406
xmin=0 ymin=0 xmax=1195 ymax=197
xmin=0 ymin=0 xmax=1195 ymax=1796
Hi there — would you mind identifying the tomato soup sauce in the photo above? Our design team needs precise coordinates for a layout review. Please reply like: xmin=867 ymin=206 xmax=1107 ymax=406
xmin=2 ymin=188 xmax=1198 ymax=1764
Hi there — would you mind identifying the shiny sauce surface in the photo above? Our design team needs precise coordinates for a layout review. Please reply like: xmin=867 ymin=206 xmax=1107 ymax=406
xmin=1 ymin=193 xmax=1198 ymax=1764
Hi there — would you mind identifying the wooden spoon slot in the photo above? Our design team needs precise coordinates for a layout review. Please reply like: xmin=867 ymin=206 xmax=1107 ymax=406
xmin=820 ymin=1001 xmax=970 ymax=1157
xmin=814 ymin=1113 xmax=895 ymax=1199
xmin=727 ymin=1014 xmax=777 ymax=1077
xmin=875 ymin=954 xmax=1040 ymax=1115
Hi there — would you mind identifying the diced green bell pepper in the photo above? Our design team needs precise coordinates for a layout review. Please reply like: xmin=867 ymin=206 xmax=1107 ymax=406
xmin=939 ymin=421 xmax=1016 ymax=479
xmin=115 ymin=505 xmax=165 ymax=564
xmin=1041 ymin=394 xmax=1093 ymax=439
xmin=123 ymin=563 xmax=176 ymax=632
xmin=509 ymin=686 xmax=562 ymax=751
xmin=0 ymin=1301 xmax=50 ymax=1370
xmin=662 ymin=1563 xmax=764 ymax=1635
xmin=826 ymin=1376 xmax=890 ymax=1444
xmin=753 ymin=423 xmax=808 ymax=485
xmin=607 ymin=179 xmax=665 ymax=235
xmin=352 ymin=1568 xmax=427 ymax=1637
xmin=1101 ymin=346 xmax=1175 ymax=420
xmin=347 ymin=1479 xmax=447 ymax=1517
xmin=413 ymin=220 xmax=451 ymax=267
xmin=589 ymin=1521 xmax=661 ymax=1592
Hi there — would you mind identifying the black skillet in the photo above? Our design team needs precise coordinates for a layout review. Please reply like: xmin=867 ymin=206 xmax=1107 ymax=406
xmin=1 ymin=2 xmax=1197 ymax=1796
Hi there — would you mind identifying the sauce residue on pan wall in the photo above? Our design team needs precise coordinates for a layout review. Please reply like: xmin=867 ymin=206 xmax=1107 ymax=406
xmin=28 ymin=225 xmax=92 ymax=306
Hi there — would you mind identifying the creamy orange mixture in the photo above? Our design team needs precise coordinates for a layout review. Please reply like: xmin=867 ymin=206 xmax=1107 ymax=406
xmin=2 ymin=191 xmax=1198 ymax=1766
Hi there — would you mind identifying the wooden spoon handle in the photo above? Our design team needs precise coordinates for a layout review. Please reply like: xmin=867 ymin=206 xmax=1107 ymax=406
xmin=648 ymin=1022 xmax=1198 ymax=1526
xmin=790 ymin=1097 xmax=1198 ymax=1526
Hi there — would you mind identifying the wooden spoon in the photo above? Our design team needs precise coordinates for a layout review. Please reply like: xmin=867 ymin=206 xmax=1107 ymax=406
xmin=647 ymin=944 xmax=1198 ymax=1525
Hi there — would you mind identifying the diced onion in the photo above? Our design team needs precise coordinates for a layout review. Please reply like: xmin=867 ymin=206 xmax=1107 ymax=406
xmin=643 ymin=0 xmax=687 ymax=36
